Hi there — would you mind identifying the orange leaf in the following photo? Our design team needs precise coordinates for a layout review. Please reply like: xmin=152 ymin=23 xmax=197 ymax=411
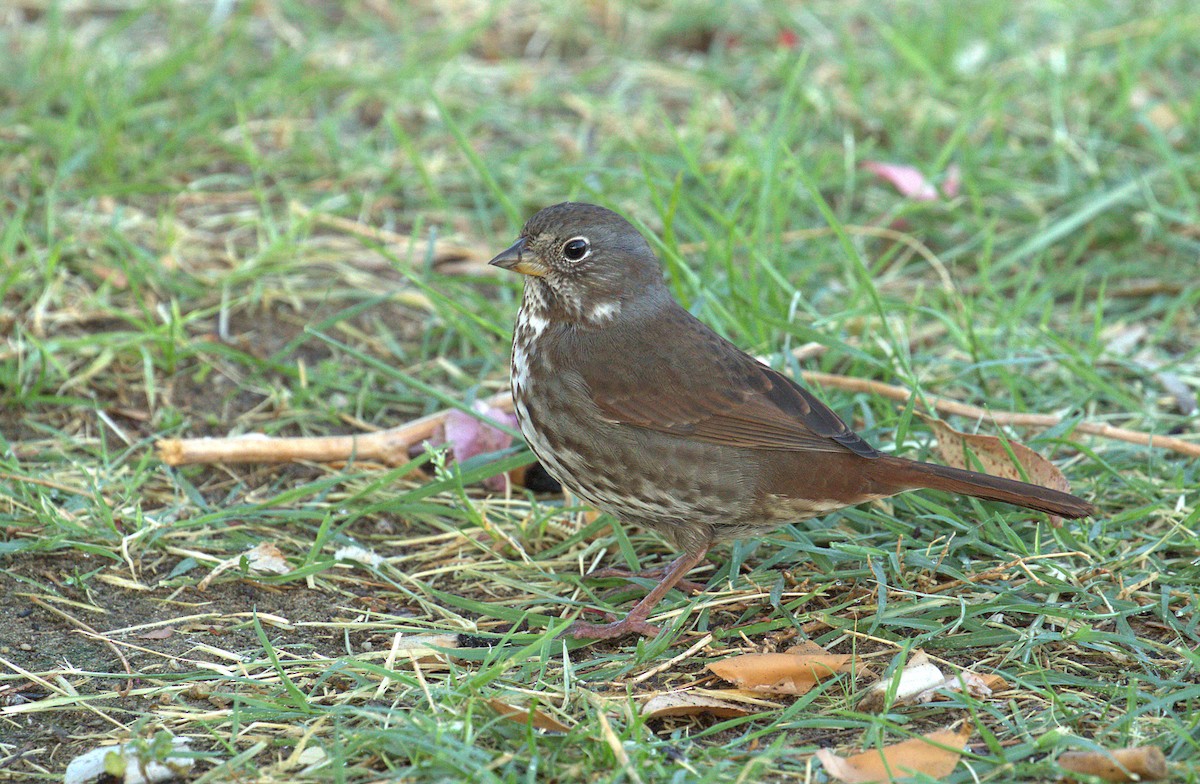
xmin=487 ymin=698 xmax=571 ymax=733
xmin=708 ymin=652 xmax=851 ymax=695
xmin=1057 ymin=746 xmax=1168 ymax=782
xmin=976 ymin=673 xmax=1009 ymax=692
xmin=816 ymin=723 xmax=972 ymax=783
xmin=916 ymin=413 xmax=1074 ymax=509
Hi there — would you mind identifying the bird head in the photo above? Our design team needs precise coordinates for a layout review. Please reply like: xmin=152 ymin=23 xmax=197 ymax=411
xmin=490 ymin=202 xmax=668 ymax=325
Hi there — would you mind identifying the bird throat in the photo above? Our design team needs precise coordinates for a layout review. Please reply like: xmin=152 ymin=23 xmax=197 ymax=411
xmin=519 ymin=276 xmax=620 ymax=327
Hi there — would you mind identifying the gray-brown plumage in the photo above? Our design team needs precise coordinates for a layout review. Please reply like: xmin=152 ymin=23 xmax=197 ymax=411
xmin=490 ymin=202 xmax=1094 ymax=640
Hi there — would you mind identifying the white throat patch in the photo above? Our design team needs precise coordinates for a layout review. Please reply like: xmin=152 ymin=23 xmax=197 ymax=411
xmin=588 ymin=299 xmax=621 ymax=324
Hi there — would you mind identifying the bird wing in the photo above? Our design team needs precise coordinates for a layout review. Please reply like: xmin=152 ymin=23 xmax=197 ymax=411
xmin=583 ymin=306 xmax=879 ymax=457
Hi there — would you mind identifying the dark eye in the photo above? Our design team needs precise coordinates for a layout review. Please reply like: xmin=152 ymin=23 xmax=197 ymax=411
xmin=561 ymin=237 xmax=590 ymax=262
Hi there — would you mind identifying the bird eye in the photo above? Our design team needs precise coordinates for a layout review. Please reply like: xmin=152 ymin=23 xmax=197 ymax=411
xmin=561 ymin=237 xmax=590 ymax=262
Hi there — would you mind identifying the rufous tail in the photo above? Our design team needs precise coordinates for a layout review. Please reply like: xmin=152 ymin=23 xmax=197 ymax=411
xmin=876 ymin=455 xmax=1094 ymax=519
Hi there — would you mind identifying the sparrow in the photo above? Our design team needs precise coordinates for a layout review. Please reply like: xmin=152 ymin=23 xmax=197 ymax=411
xmin=490 ymin=202 xmax=1093 ymax=640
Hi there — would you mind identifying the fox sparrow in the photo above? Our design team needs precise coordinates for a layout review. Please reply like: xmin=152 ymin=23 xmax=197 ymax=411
xmin=490 ymin=202 xmax=1094 ymax=640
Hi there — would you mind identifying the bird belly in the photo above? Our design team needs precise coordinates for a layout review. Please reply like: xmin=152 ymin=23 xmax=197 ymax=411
xmin=512 ymin=350 xmax=763 ymax=550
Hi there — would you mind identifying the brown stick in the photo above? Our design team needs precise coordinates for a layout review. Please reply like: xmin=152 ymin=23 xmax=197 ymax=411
xmin=155 ymin=370 xmax=1196 ymax=467
xmin=156 ymin=392 xmax=513 ymax=466
xmin=800 ymin=370 xmax=1200 ymax=458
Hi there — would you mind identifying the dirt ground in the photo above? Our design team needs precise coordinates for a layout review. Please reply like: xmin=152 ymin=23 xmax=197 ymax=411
xmin=1 ymin=551 xmax=369 ymax=769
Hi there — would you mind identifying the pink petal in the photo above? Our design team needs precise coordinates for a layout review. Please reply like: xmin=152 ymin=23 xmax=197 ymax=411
xmin=941 ymin=164 xmax=961 ymax=198
xmin=441 ymin=410 xmax=479 ymax=458
xmin=862 ymin=161 xmax=939 ymax=201
xmin=439 ymin=402 xmax=518 ymax=492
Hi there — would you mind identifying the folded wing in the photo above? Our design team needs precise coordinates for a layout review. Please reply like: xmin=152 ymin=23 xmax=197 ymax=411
xmin=584 ymin=306 xmax=878 ymax=458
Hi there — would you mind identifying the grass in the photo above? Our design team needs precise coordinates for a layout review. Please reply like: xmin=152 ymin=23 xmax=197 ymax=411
xmin=2 ymin=0 xmax=1199 ymax=781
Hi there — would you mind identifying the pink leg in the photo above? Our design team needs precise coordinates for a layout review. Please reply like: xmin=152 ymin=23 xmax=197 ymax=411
xmin=585 ymin=563 xmax=706 ymax=595
xmin=568 ymin=547 xmax=709 ymax=640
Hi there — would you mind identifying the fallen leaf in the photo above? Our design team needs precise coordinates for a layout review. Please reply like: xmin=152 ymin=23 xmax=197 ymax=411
xmin=708 ymin=651 xmax=852 ymax=695
xmin=243 ymin=542 xmax=290 ymax=575
xmin=391 ymin=633 xmax=462 ymax=665
xmin=334 ymin=545 xmax=385 ymax=568
xmin=64 ymin=736 xmax=193 ymax=784
xmin=487 ymin=698 xmax=571 ymax=733
xmin=197 ymin=541 xmax=290 ymax=589
xmin=641 ymin=692 xmax=750 ymax=719
xmin=914 ymin=670 xmax=1000 ymax=705
xmin=136 ymin=627 xmax=174 ymax=640
xmin=816 ymin=723 xmax=972 ymax=783
xmin=642 ymin=688 xmax=777 ymax=719
xmin=1057 ymin=746 xmax=1168 ymax=782
xmin=1130 ymin=86 xmax=1183 ymax=140
xmin=976 ymin=673 xmax=1009 ymax=692
xmin=858 ymin=650 xmax=944 ymax=712
xmin=916 ymin=413 xmax=1074 ymax=497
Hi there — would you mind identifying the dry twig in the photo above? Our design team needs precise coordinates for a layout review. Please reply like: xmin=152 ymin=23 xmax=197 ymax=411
xmin=803 ymin=370 xmax=1200 ymax=458
xmin=155 ymin=369 xmax=1196 ymax=467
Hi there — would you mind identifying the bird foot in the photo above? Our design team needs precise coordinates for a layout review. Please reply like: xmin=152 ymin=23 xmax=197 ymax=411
xmin=566 ymin=548 xmax=711 ymax=641
xmin=566 ymin=614 xmax=662 ymax=640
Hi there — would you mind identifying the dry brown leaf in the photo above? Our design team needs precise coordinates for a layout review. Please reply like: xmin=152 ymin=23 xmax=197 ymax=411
xmin=641 ymin=690 xmax=756 ymax=719
xmin=977 ymin=673 xmax=1009 ymax=692
xmin=708 ymin=651 xmax=852 ymax=695
xmin=785 ymin=640 xmax=830 ymax=656
xmin=390 ymin=633 xmax=462 ymax=665
xmin=816 ymin=723 xmax=972 ymax=783
xmin=1057 ymin=746 xmax=1168 ymax=782
xmin=1130 ymin=87 xmax=1183 ymax=139
xmin=487 ymin=698 xmax=571 ymax=733
xmin=136 ymin=627 xmax=174 ymax=640
xmin=244 ymin=542 xmax=290 ymax=574
xmin=197 ymin=542 xmax=291 ymax=590
xmin=916 ymin=413 xmax=1073 ymax=497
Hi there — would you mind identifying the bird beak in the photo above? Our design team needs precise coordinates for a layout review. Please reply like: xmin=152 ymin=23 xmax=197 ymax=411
xmin=488 ymin=237 xmax=547 ymax=277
